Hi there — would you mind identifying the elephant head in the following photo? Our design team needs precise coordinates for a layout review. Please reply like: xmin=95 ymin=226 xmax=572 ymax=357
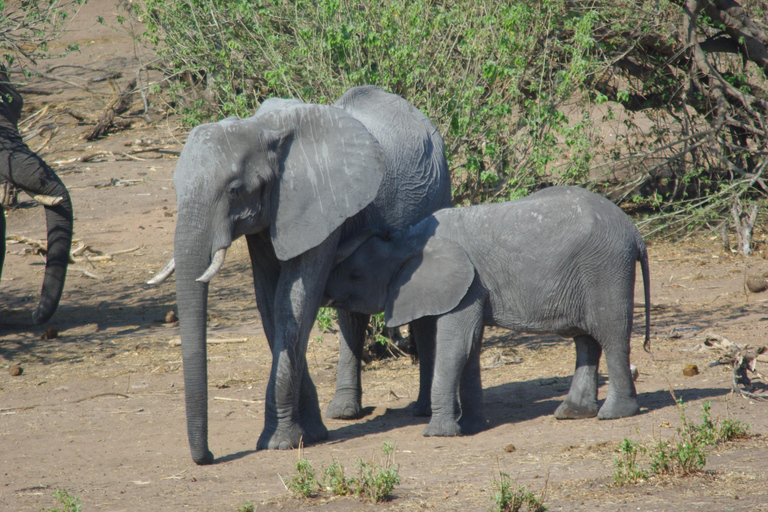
xmin=326 ymin=232 xmax=475 ymax=327
xmin=0 ymin=147 xmax=73 ymax=325
xmin=170 ymin=102 xmax=386 ymax=464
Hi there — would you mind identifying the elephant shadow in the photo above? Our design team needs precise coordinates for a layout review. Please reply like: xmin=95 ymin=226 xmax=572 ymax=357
xmin=481 ymin=376 xmax=734 ymax=429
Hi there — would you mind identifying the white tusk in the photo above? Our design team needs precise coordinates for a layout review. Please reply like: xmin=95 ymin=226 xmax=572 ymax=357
xmin=196 ymin=248 xmax=226 ymax=283
xmin=28 ymin=193 xmax=64 ymax=206
xmin=147 ymin=258 xmax=176 ymax=285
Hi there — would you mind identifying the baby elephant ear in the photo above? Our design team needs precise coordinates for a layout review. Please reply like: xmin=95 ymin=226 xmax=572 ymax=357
xmin=386 ymin=237 xmax=475 ymax=327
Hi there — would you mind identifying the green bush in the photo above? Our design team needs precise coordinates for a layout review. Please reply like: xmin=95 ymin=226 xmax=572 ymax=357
xmin=128 ymin=0 xmax=768 ymax=228
xmin=128 ymin=0 xmax=613 ymax=201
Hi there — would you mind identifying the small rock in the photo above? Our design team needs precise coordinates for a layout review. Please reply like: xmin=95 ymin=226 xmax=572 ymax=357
xmin=40 ymin=328 xmax=58 ymax=340
xmin=9 ymin=365 xmax=22 ymax=376
xmin=630 ymin=364 xmax=639 ymax=381
xmin=682 ymin=364 xmax=699 ymax=377
xmin=746 ymin=275 xmax=768 ymax=293
xmin=164 ymin=310 xmax=178 ymax=324
xmin=504 ymin=444 xmax=516 ymax=453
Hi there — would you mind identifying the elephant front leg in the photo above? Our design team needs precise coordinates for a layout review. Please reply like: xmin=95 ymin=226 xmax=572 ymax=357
xmin=326 ymin=310 xmax=368 ymax=419
xmin=555 ymin=334 xmax=601 ymax=419
xmin=256 ymin=240 xmax=336 ymax=450
xmin=424 ymin=285 xmax=484 ymax=437
xmin=457 ymin=324 xmax=486 ymax=435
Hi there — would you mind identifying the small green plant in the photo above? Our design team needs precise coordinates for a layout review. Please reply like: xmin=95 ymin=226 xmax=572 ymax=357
xmin=324 ymin=461 xmax=353 ymax=496
xmin=370 ymin=313 xmax=389 ymax=346
xmin=288 ymin=458 xmax=320 ymax=498
xmin=691 ymin=401 xmax=750 ymax=445
xmin=489 ymin=471 xmax=547 ymax=512
xmin=286 ymin=441 xmax=400 ymax=503
xmin=612 ymin=400 xmax=752 ymax=485
xmin=236 ymin=502 xmax=255 ymax=512
xmin=612 ymin=438 xmax=647 ymax=486
xmin=313 ymin=307 xmax=337 ymax=342
xmin=43 ymin=488 xmax=81 ymax=512
xmin=351 ymin=442 xmax=400 ymax=503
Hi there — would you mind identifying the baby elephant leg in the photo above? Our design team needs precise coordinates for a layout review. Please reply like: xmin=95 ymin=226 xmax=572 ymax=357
xmin=424 ymin=282 xmax=485 ymax=437
xmin=555 ymin=334 xmax=601 ymax=419
xmin=457 ymin=324 xmax=486 ymax=435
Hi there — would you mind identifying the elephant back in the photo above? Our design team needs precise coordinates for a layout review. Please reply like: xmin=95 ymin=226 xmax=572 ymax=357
xmin=334 ymin=86 xmax=451 ymax=233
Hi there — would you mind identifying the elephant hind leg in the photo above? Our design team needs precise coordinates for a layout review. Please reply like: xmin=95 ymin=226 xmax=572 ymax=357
xmin=597 ymin=338 xmax=639 ymax=419
xmin=555 ymin=334 xmax=600 ymax=419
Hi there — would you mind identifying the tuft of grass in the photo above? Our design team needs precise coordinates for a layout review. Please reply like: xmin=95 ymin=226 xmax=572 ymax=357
xmin=43 ymin=489 xmax=81 ymax=512
xmin=489 ymin=471 xmax=547 ymax=512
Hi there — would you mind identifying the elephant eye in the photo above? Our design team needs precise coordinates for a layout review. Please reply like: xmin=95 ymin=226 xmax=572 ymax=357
xmin=228 ymin=181 xmax=244 ymax=197
xmin=350 ymin=270 xmax=362 ymax=281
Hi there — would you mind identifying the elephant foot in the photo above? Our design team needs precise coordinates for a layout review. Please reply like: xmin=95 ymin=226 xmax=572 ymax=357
xmin=410 ymin=398 xmax=431 ymax=417
xmin=597 ymin=395 xmax=639 ymax=419
xmin=457 ymin=414 xmax=487 ymax=436
xmin=423 ymin=417 xmax=462 ymax=437
xmin=300 ymin=401 xmax=330 ymax=439
xmin=326 ymin=393 xmax=363 ymax=420
xmin=192 ymin=449 xmax=215 ymax=466
xmin=257 ymin=420 xmax=327 ymax=450
xmin=554 ymin=399 xmax=598 ymax=420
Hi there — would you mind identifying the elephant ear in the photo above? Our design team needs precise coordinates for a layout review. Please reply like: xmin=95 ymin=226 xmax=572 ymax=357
xmin=385 ymin=236 xmax=476 ymax=327
xmin=261 ymin=104 xmax=386 ymax=261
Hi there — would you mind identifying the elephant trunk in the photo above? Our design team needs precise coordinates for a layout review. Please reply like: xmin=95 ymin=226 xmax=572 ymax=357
xmin=174 ymin=215 xmax=216 ymax=465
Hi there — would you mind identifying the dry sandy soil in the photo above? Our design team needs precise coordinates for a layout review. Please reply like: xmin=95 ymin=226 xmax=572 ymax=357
xmin=2 ymin=2 xmax=768 ymax=511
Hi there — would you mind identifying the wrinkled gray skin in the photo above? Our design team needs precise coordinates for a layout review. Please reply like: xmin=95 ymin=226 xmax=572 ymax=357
xmin=1 ymin=68 xmax=73 ymax=325
xmin=172 ymin=85 xmax=450 ymax=463
xmin=326 ymin=186 xmax=651 ymax=437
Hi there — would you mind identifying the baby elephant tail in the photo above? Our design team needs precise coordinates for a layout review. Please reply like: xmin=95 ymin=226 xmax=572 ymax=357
xmin=638 ymin=238 xmax=652 ymax=354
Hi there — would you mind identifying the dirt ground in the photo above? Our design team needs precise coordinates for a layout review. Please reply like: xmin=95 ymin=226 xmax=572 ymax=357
xmin=2 ymin=3 xmax=768 ymax=511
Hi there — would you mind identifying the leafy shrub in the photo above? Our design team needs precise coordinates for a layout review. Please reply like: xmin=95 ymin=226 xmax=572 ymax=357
xmin=127 ymin=0 xmax=610 ymax=202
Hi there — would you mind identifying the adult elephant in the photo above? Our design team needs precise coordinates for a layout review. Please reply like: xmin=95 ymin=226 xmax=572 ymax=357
xmin=1 ymin=66 xmax=73 ymax=324
xmin=163 ymin=86 xmax=450 ymax=464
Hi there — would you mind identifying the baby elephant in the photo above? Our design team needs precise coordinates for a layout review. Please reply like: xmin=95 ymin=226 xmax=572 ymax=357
xmin=326 ymin=186 xmax=650 ymax=437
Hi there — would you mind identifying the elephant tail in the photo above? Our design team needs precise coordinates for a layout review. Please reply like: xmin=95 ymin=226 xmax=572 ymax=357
xmin=638 ymin=238 xmax=651 ymax=355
